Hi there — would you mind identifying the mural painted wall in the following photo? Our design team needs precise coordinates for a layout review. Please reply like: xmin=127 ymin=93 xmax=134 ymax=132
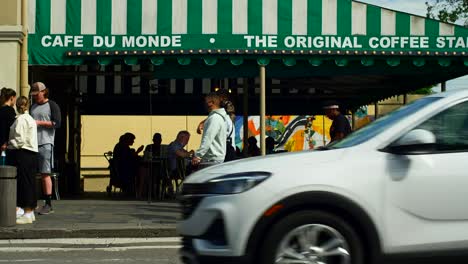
xmin=235 ymin=111 xmax=373 ymax=152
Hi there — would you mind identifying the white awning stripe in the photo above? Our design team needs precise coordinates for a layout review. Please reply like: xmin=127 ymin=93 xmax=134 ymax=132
xmin=381 ymin=9 xmax=396 ymax=36
xmin=262 ymin=0 xmax=277 ymax=35
xmin=28 ymin=0 xmax=36 ymax=34
xmin=81 ymin=0 xmax=96 ymax=35
xmin=322 ymin=0 xmax=337 ymax=35
xmin=111 ymin=0 xmax=127 ymax=35
xmin=292 ymin=0 xmax=308 ymax=35
xmin=352 ymin=2 xmax=366 ymax=35
xmin=410 ymin=16 xmax=425 ymax=36
xmin=440 ymin=23 xmax=455 ymax=36
xmin=203 ymin=0 xmax=218 ymax=34
xmin=142 ymin=0 xmax=158 ymax=35
xmin=172 ymin=0 xmax=187 ymax=34
xmin=50 ymin=0 xmax=66 ymax=34
xmin=232 ymin=0 xmax=248 ymax=34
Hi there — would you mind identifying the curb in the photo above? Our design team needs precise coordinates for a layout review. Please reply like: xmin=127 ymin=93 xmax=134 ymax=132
xmin=0 ymin=226 xmax=178 ymax=239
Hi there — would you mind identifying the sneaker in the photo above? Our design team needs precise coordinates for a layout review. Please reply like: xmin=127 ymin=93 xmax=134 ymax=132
xmin=16 ymin=215 xmax=33 ymax=225
xmin=16 ymin=208 xmax=24 ymax=219
xmin=38 ymin=205 xmax=54 ymax=215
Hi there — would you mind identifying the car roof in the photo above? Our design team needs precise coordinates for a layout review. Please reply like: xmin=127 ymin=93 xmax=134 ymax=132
xmin=428 ymin=89 xmax=468 ymax=99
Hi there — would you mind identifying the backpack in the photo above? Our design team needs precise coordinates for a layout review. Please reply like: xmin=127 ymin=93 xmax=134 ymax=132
xmin=224 ymin=124 xmax=236 ymax=162
xmin=213 ymin=111 xmax=237 ymax=162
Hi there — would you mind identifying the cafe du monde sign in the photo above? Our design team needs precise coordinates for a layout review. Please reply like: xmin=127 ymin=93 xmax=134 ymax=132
xmin=38 ymin=34 xmax=468 ymax=51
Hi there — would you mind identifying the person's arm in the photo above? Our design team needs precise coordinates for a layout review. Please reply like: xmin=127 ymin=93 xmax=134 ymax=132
xmin=36 ymin=101 xmax=62 ymax=128
xmin=197 ymin=118 xmax=207 ymax=134
xmin=8 ymin=118 xmax=25 ymax=149
xmin=175 ymin=149 xmax=192 ymax=158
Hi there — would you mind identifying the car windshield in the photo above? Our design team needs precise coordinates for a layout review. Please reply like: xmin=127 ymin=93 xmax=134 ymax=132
xmin=327 ymin=97 xmax=442 ymax=149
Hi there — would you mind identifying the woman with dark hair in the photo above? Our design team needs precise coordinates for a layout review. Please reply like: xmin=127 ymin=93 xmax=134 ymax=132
xmin=8 ymin=96 xmax=38 ymax=224
xmin=0 ymin=88 xmax=17 ymax=155
xmin=113 ymin=133 xmax=143 ymax=195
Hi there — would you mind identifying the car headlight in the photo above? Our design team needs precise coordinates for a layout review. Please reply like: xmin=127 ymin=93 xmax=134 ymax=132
xmin=181 ymin=172 xmax=271 ymax=196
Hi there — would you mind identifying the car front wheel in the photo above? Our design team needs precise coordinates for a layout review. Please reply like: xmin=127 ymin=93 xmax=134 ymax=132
xmin=260 ymin=210 xmax=365 ymax=264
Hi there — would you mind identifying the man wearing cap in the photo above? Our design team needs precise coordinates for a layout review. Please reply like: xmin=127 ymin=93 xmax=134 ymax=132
xmin=30 ymin=82 xmax=61 ymax=215
xmin=323 ymin=103 xmax=352 ymax=143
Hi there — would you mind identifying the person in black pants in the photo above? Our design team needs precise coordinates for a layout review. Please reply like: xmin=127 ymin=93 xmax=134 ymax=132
xmin=8 ymin=96 xmax=39 ymax=224
xmin=0 ymin=88 xmax=17 ymax=157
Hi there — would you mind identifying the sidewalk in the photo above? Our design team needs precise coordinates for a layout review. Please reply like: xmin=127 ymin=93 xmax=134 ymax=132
xmin=0 ymin=194 xmax=180 ymax=239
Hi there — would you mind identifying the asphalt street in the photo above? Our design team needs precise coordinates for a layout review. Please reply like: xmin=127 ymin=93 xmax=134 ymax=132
xmin=0 ymin=238 xmax=182 ymax=264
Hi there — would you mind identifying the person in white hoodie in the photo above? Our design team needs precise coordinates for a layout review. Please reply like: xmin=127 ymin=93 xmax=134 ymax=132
xmin=192 ymin=92 xmax=228 ymax=169
xmin=8 ymin=96 xmax=38 ymax=224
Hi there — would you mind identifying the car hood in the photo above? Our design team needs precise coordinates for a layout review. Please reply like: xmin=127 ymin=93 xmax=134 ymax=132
xmin=183 ymin=148 xmax=347 ymax=183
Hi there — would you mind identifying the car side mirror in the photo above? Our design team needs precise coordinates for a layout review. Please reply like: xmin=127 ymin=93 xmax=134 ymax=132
xmin=383 ymin=129 xmax=436 ymax=155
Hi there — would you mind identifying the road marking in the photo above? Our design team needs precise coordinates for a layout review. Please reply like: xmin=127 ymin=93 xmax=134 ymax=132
xmin=0 ymin=260 xmax=47 ymax=263
xmin=0 ymin=237 xmax=181 ymax=245
xmin=0 ymin=245 xmax=182 ymax=253
xmin=0 ymin=258 xmax=172 ymax=263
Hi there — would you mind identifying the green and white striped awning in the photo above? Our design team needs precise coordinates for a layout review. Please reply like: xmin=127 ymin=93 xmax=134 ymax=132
xmin=28 ymin=0 xmax=468 ymax=65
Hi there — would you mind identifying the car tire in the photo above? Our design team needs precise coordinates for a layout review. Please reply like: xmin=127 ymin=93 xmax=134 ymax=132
xmin=259 ymin=210 xmax=365 ymax=264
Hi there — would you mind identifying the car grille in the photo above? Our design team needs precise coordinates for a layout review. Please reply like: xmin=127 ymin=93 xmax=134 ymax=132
xmin=180 ymin=195 xmax=205 ymax=220
xmin=179 ymin=183 xmax=211 ymax=220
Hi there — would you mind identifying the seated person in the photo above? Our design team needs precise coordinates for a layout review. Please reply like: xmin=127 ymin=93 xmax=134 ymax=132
xmin=144 ymin=133 xmax=167 ymax=158
xmin=167 ymin=131 xmax=194 ymax=178
xmin=247 ymin=136 xmax=261 ymax=157
xmin=266 ymin=136 xmax=276 ymax=155
xmin=113 ymin=132 xmax=144 ymax=195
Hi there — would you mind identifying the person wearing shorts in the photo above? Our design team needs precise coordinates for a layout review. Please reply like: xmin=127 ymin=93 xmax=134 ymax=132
xmin=30 ymin=82 xmax=61 ymax=215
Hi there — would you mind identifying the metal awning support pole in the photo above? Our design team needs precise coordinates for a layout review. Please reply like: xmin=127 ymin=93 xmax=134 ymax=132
xmin=441 ymin=82 xmax=446 ymax=92
xmin=374 ymin=102 xmax=379 ymax=119
xmin=260 ymin=66 xmax=266 ymax=156
xmin=243 ymin=78 xmax=249 ymax=157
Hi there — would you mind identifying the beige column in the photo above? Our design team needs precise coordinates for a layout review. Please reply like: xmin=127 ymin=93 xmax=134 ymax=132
xmin=0 ymin=0 xmax=25 ymax=94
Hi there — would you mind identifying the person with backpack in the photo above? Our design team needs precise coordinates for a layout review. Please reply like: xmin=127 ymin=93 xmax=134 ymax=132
xmin=192 ymin=92 xmax=228 ymax=169
xmin=196 ymin=89 xmax=236 ymax=161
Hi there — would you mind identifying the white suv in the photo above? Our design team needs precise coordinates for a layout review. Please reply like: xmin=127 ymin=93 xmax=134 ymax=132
xmin=178 ymin=90 xmax=468 ymax=264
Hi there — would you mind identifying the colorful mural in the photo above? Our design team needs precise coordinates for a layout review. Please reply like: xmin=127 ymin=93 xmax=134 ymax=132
xmin=234 ymin=115 xmax=331 ymax=152
xmin=235 ymin=110 xmax=372 ymax=152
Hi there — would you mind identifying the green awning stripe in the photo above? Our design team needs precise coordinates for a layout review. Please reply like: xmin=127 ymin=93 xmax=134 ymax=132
xmin=188 ymin=0 xmax=203 ymax=34
xmin=66 ymin=0 xmax=81 ymax=35
xmin=455 ymin=26 xmax=467 ymax=36
xmin=278 ymin=0 xmax=293 ymax=36
xmin=96 ymin=0 xmax=112 ymax=35
xmin=337 ymin=0 xmax=351 ymax=36
xmin=395 ymin=12 xmax=410 ymax=36
xmin=36 ymin=0 xmax=51 ymax=36
xmin=157 ymin=0 xmax=172 ymax=35
xmin=127 ymin=0 xmax=142 ymax=35
xmin=248 ymin=0 xmax=262 ymax=34
xmin=218 ymin=0 xmax=233 ymax=34
xmin=366 ymin=5 xmax=381 ymax=36
xmin=308 ymin=0 xmax=322 ymax=35
xmin=425 ymin=19 xmax=439 ymax=36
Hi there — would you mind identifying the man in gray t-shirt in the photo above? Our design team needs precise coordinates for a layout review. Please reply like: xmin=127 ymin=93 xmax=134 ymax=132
xmin=30 ymin=82 xmax=61 ymax=215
